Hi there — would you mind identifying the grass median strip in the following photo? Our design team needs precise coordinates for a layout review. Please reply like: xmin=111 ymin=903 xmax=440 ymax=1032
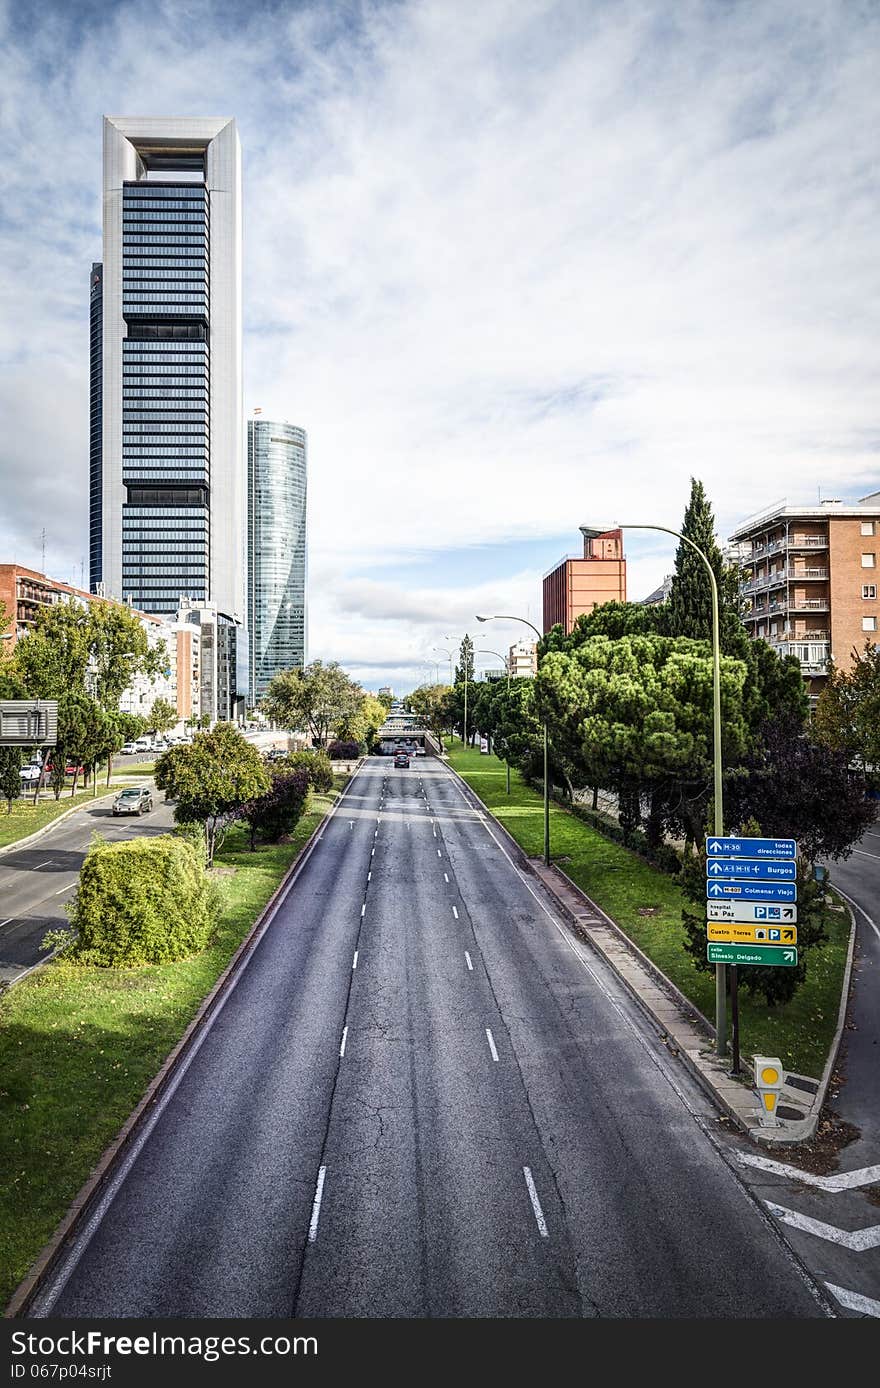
xmin=447 ymin=743 xmax=850 ymax=1081
xmin=0 ymin=778 xmax=345 ymax=1311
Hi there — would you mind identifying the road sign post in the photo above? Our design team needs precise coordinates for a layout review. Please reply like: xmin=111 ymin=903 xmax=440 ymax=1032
xmin=706 ymin=834 xmax=799 ymax=1077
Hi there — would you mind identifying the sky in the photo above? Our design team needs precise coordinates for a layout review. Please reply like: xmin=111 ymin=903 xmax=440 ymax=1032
xmin=1 ymin=0 xmax=878 ymax=692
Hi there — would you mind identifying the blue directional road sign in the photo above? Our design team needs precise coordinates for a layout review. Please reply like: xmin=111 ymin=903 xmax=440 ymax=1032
xmin=705 ymin=835 xmax=796 ymax=860
xmin=706 ymin=880 xmax=797 ymax=903
xmin=706 ymin=859 xmax=796 ymax=881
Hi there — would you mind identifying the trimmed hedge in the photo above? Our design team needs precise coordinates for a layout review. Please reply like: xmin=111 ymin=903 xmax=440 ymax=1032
xmin=560 ymin=795 xmax=682 ymax=877
xmin=64 ymin=835 xmax=220 ymax=966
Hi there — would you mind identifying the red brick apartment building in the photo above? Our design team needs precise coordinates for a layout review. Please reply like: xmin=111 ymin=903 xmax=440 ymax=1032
xmin=728 ymin=492 xmax=880 ymax=700
xmin=542 ymin=528 xmax=627 ymax=634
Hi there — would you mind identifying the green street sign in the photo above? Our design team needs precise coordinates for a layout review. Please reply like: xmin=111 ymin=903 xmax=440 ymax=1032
xmin=707 ymin=943 xmax=798 ymax=968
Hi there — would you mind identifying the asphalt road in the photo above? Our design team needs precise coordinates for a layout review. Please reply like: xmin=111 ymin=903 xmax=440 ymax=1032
xmin=0 ymin=781 xmax=174 ymax=986
xmin=826 ymin=825 xmax=880 ymax=1153
xmin=34 ymin=758 xmax=827 ymax=1318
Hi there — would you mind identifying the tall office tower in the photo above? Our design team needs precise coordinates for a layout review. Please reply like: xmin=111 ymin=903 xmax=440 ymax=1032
xmin=89 ymin=263 xmax=103 ymax=591
xmin=94 ymin=116 xmax=243 ymax=619
xmin=247 ymin=416 xmax=307 ymax=704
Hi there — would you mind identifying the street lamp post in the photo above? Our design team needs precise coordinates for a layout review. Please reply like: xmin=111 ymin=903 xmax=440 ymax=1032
xmin=477 ymin=615 xmax=549 ymax=865
xmin=477 ymin=648 xmax=512 ymax=793
xmin=618 ymin=523 xmax=729 ymax=1062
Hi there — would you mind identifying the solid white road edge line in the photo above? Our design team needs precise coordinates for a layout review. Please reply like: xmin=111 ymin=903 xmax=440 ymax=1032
xmin=485 ymin=1028 xmax=499 ymax=1062
xmin=361 ymin=903 xmax=366 ymax=917
xmin=308 ymin=1167 xmax=327 ymax=1243
xmin=352 ymin=951 xmax=358 ymax=970
xmin=523 ymin=1167 xmax=549 ymax=1238
xmin=339 ymin=1026 xmax=348 ymax=1058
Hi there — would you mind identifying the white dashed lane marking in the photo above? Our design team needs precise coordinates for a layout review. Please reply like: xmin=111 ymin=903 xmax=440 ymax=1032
xmin=523 ymin=1167 xmax=549 ymax=1238
xmin=485 ymin=1028 xmax=499 ymax=1062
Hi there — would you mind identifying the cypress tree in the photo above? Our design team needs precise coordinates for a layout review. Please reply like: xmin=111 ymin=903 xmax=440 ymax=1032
xmin=666 ymin=478 xmax=727 ymax=642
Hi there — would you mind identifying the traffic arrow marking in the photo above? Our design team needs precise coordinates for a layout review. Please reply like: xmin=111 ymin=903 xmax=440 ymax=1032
xmin=765 ymin=1202 xmax=880 ymax=1251
xmin=708 ymin=883 xmax=723 ymax=896
xmin=737 ymin=1153 xmax=880 ymax=1192
xmin=708 ymin=861 xmax=723 ymax=875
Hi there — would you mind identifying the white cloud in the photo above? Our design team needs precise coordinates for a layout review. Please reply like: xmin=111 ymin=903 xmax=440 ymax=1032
xmin=1 ymin=0 xmax=878 ymax=686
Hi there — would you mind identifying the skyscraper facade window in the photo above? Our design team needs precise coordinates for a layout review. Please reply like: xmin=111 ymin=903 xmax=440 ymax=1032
xmin=94 ymin=117 xmax=243 ymax=620
xmin=247 ymin=417 xmax=307 ymax=704
xmin=89 ymin=262 xmax=103 ymax=591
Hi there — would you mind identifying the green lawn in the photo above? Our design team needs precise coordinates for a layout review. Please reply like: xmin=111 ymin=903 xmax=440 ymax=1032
xmin=117 ymin=761 xmax=156 ymax=777
xmin=446 ymin=742 xmax=850 ymax=1080
xmin=0 ymin=778 xmax=346 ymax=1311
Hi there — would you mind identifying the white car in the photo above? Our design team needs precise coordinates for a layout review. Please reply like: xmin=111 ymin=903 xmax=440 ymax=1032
xmin=121 ymin=741 xmax=137 ymax=754
xmin=19 ymin=765 xmax=42 ymax=783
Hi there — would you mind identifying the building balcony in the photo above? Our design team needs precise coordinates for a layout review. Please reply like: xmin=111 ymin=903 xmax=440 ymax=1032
xmin=788 ymin=534 xmax=829 ymax=549
xmin=788 ymin=597 xmax=830 ymax=612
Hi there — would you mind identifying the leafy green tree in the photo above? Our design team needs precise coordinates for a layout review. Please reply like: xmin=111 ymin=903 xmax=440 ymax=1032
xmin=336 ymin=693 xmax=387 ymax=749
xmin=261 ymin=661 xmax=362 ymax=746
xmin=276 ymin=748 xmax=333 ymax=792
xmin=10 ymin=597 xmax=164 ymax=712
xmin=154 ymin=722 xmax=270 ymax=864
xmin=242 ymin=768 xmax=310 ymax=849
xmin=408 ymin=683 xmax=452 ymax=751
xmin=536 ymin=634 xmax=750 ymax=848
xmin=725 ymin=717 xmax=874 ymax=863
xmin=148 ymin=697 xmax=177 ymax=735
xmin=0 ymin=747 xmax=22 ymax=813
xmin=814 ymin=643 xmax=880 ymax=773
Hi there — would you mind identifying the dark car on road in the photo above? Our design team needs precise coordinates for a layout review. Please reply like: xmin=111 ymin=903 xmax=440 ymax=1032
xmin=112 ymin=786 xmax=154 ymax=817
xmin=394 ymin=752 xmax=410 ymax=768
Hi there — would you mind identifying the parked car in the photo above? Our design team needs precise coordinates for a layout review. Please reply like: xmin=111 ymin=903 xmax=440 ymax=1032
xmin=121 ymin=741 xmax=137 ymax=755
xmin=133 ymin=736 xmax=152 ymax=753
xmin=46 ymin=762 xmax=86 ymax=776
xmin=394 ymin=752 xmax=410 ymax=768
xmin=112 ymin=786 xmax=153 ymax=817
xmin=19 ymin=765 xmax=42 ymax=783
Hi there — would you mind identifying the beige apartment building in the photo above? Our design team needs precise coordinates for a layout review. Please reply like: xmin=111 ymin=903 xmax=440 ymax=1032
xmin=729 ymin=492 xmax=880 ymax=700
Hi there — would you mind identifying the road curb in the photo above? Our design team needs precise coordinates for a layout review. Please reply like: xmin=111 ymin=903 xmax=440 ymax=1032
xmin=3 ymin=762 xmax=363 ymax=1319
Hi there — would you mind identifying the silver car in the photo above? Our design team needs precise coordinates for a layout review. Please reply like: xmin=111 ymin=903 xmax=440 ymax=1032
xmin=113 ymin=786 xmax=153 ymax=816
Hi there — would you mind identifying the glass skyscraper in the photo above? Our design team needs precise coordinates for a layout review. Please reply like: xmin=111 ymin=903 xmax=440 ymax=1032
xmin=92 ymin=117 xmax=243 ymax=621
xmin=247 ymin=417 xmax=307 ymax=704
xmin=89 ymin=263 xmax=103 ymax=590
